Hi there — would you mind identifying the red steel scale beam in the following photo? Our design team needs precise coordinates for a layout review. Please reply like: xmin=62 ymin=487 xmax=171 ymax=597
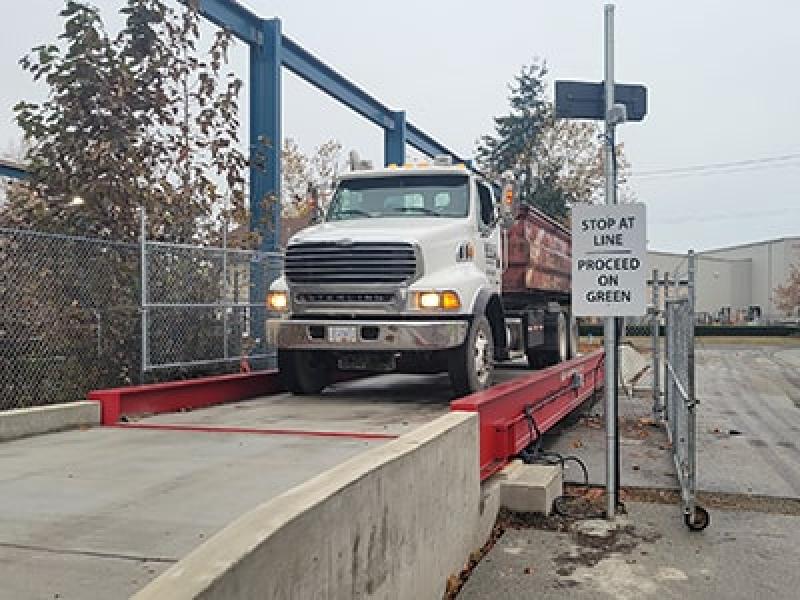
xmin=451 ymin=349 xmax=605 ymax=481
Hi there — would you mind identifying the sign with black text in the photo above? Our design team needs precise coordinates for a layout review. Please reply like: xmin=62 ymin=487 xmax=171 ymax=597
xmin=572 ymin=203 xmax=647 ymax=316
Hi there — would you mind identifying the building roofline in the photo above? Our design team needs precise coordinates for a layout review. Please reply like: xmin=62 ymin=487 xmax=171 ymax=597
xmin=699 ymin=235 xmax=800 ymax=254
xmin=649 ymin=250 xmax=750 ymax=264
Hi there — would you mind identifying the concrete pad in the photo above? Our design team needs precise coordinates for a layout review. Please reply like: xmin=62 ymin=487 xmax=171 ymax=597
xmin=501 ymin=465 xmax=562 ymax=515
xmin=0 ymin=401 xmax=100 ymax=442
xmin=460 ymin=502 xmax=800 ymax=600
xmin=0 ymin=421 xmax=385 ymax=599
xmin=0 ymin=368 xmax=529 ymax=599
xmin=135 ymin=413 xmax=482 ymax=600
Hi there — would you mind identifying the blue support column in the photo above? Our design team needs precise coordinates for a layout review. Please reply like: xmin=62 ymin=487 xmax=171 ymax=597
xmin=249 ymin=18 xmax=281 ymax=364
xmin=250 ymin=18 xmax=282 ymax=252
xmin=384 ymin=110 xmax=406 ymax=166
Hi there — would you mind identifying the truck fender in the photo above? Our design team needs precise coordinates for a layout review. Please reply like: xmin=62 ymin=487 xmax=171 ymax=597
xmin=472 ymin=289 xmax=507 ymax=355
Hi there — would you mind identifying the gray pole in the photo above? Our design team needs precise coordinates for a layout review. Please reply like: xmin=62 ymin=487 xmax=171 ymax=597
xmin=604 ymin=2 xmax=617 ymax=519
xmin=687 ymin=250 xmax=696 ymax=313
xmin=140 ymin=206 xmax=148 ymax=380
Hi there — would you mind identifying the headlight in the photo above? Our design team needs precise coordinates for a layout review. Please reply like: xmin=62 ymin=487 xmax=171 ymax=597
xmin=266 ymin=291 xmax=289 ymax=311
xmin=412 ymin=291 xmax=461 ymax=310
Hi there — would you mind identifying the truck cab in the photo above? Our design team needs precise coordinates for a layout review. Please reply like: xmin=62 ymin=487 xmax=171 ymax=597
xmin=266 ymin=161 xmax=572 ymax=396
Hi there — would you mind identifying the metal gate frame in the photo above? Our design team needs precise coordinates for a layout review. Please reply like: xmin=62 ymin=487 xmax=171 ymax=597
xmin=663 ymin=297 xmax=708 ymax=530
xmin=650 ymin=250 xmax=709 ymax=530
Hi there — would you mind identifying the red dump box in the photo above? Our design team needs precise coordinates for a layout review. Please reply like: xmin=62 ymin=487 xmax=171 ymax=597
xmin=502 ymin=204 xmax=571 ymax=296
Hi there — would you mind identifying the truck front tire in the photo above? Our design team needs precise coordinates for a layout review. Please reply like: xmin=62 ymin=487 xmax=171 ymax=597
xmin=449 ymin=315 xmax=494 ymax=397
xmin=278 ymin=349 xmax=331 ymax=395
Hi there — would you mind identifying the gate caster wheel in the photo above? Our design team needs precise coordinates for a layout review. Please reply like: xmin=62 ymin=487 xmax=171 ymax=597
xmin=685 ymin=505 xmax=710 ymax=531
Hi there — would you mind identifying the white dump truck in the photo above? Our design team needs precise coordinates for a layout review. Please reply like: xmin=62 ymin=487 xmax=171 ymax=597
xmin=266 ymin=159 xmax=574 ymax=396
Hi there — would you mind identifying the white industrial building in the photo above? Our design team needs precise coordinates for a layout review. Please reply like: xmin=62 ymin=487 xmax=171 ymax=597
xmin=648 ymin=236 xmax=800 ymax=323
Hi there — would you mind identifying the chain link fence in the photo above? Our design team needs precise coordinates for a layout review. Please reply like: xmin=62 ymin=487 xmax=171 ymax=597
xmin=0 ymin=228 xmax=141 ymax=409
xmin=143 ymin=237 xmax=282 ymax=371
xmin=0 ymin=221 xmax=283 ymax=411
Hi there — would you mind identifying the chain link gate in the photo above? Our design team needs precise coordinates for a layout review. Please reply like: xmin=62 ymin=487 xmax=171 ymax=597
xmin=650 ymin=250 xmax=709 ymax=530
xmin=663 ymin=298 xmax=708 ymax=530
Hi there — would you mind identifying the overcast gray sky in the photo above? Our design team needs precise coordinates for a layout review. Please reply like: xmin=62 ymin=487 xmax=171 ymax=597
xmin=2 ymin=0 xmax=799 ymax=252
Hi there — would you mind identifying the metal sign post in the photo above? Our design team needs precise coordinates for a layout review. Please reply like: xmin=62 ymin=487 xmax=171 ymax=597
xmin=554 ymin=2 xmax=650 ymax=521
xmin=603 ymin=3 xmax=618 ymax=519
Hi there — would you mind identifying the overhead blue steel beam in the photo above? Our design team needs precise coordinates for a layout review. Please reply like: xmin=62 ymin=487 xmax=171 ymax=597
xmin=280 ymin=36 xmax=396 ymax=131
xmin=0 ymin=161 xmax=28 ymax=180
xmin=405 ymin=122 xmax=467 ymax=164
xmin=282 ymin=37 xmax=468 ymax=164
xmin=195 ymin=0 xmax=261 ymax=45
xmin=193 ymin=2 xmax=469 ymax=162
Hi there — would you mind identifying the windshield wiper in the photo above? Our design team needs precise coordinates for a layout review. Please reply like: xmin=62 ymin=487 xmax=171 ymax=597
xmin=391 ymin=206 xmax=442 ymax=216
xmin=333 ymin=209 xmax=372 ymax=218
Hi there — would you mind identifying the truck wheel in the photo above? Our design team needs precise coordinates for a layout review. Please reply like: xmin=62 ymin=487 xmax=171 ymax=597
xmin=449 ymin=316 xmax=494 ymax=397
xmin=278 ymin=349 xmax=331 ymax=395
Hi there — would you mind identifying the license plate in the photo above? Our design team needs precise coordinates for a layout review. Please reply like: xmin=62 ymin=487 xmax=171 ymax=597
xmin=328 ymin=325 xmax=358 ymax=343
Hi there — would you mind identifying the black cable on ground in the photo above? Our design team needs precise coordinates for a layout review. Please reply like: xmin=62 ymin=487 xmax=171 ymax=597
xmin=518 ymin=405 xmax=606 ymax=519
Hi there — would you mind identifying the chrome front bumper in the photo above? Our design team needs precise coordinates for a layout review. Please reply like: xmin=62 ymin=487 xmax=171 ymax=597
xmin=266 ymin=319 xmax=468 ymax=351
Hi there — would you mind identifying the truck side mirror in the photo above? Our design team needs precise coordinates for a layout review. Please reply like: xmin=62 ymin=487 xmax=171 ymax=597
xmin=498 ymin=174 xmax=517 ymax=230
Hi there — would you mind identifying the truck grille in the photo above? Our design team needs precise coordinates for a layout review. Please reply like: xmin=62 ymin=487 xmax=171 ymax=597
xmin=296 ymin=292 xmax=395 ymax=304
xmin=284 ymin=242 xmax=417 ymax=284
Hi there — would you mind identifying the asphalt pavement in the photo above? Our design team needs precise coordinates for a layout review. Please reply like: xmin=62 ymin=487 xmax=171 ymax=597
xmin=461 ymin=341 xmax=800 ymax=600
xmin=459 ymin=502 xmax=800 ymax=600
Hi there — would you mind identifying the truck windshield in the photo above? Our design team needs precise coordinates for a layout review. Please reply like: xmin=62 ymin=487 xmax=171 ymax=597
xmin=327 ymin=175 xmax=469 ymax=221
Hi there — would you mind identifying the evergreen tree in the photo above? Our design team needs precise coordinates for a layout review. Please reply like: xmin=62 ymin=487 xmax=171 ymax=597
xmin=477 ymin=60 xmax=630 ymax=222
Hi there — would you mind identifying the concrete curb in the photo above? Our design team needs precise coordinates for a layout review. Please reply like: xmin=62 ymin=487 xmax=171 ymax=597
xmin=134 ymin=412 xmax=487 ymax=600
xmin=0 ymin=401 xmax=101 ymax=442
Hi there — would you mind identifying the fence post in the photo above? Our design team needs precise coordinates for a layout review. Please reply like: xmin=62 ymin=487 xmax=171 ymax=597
xmin=662 ymin=271 xmax=670 ymax=416
xmin=222 ymin=218 xmax=229 ymax=361
xmin=651 ymin=269 xmax=660 ymax=419
xmin=140 ymin=206 xmax=148 ymax=381
xmin=687 ymin=249 xmax=696 ymax=314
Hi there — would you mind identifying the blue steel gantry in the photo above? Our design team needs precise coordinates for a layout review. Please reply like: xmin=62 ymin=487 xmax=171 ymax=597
xmin=3 ymin=0 xmax=469 ymax=253
xmin=196 ymin=0 xmax=468 ymax=251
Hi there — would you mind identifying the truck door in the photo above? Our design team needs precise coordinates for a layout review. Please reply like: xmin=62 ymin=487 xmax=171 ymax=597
xmin=476 ymin=181 xmax=502 ymax=291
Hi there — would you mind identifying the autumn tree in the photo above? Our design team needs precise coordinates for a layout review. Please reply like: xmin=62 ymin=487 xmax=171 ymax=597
xmin=281 ymin=138 xmax=344 ymax=218
xmin=774 ymin=265 xmax=800 ymax=316
xmin=476 ymin=60 xmax=631 ymax=222
xmin=6 ymin=0 xmax=246 ymax=242
xmin=0 ymin=0 xmax=248 ymax=397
